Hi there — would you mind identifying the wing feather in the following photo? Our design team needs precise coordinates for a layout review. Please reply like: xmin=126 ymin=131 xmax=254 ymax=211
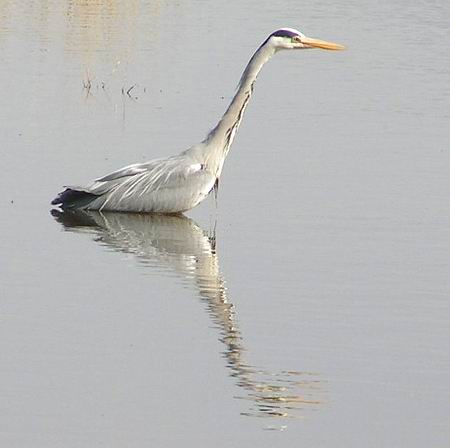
xmin=95 ymin=162 xmax=156 ymax=182
xmin=54 ymin=154 xmax=215 ymax=212
xmin=89 ymin=156 xmax=209 ymax=198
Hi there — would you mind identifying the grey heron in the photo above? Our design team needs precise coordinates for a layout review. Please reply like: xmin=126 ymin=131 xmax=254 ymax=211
xmin=52 ymin=28 xmax=344 ymax=213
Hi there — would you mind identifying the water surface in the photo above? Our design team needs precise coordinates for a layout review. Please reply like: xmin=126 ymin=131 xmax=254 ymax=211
xmin=1 ymin=1 xmax=449 ymax=446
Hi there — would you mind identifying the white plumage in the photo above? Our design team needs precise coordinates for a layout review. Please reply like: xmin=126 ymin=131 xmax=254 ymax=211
xmin=52 ymin=28 xmax=344 ymax=213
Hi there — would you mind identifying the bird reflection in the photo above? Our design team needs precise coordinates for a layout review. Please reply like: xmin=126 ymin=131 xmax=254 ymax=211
xmin=51 ymin=209 xmax=324 ymax=427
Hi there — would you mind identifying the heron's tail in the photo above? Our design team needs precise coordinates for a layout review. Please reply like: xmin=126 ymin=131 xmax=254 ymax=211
xmin=51 ymin=188 xmax=98 ymax=209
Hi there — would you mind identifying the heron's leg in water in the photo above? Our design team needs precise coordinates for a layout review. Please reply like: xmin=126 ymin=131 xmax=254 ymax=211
xmin=213 ymin=177 xmax=219 ymax=208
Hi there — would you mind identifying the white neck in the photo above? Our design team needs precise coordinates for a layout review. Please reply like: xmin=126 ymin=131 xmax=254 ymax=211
xmin=201 ymin=41 xmax=277 ymax=175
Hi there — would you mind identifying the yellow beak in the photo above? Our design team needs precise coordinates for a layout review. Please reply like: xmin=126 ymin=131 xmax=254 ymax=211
xmin=300 ymin=36 xmax=345 ymax=51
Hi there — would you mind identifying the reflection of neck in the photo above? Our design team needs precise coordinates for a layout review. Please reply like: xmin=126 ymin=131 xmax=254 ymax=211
xmin=53 ymin=210 xmax=323 ymax=423
xmin=196 ymin=259 xmax=245 ymax=372
xmin=203 ymin=43 xmax=276 ymax=174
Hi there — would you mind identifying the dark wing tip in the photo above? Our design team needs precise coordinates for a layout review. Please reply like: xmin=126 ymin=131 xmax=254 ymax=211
xmin=51 ymin=194 xmax=63 ymax=205
xmin=51 ymin=188 xmax=97 ymax=209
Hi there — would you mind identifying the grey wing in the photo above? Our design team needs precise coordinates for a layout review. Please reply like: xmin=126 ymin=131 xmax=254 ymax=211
xmin=83 ymin=156 xmax=216 ymax=212
xmin=96 ymin=162 xmax=152 ymax=182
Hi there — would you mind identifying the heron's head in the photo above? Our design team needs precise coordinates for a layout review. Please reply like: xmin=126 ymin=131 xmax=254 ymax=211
xmin=268 ymin=27 xmax=345 ymax=51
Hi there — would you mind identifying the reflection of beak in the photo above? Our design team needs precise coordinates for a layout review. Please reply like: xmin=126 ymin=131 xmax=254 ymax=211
xmin=299 ymin=36 xmax=345 ymax=51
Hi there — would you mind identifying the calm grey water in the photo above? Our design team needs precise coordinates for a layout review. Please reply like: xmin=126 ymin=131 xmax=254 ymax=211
xmin=1 ymin=1 xmax=449 ymax=446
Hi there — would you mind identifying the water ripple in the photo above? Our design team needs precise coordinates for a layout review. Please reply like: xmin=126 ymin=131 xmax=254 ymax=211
xmin=52 ymin=209 xmax=325 ymax=428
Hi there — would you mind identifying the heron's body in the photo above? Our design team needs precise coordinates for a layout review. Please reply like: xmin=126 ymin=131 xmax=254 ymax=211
xmin=52 ymin=28 xmax=344 ymax=213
